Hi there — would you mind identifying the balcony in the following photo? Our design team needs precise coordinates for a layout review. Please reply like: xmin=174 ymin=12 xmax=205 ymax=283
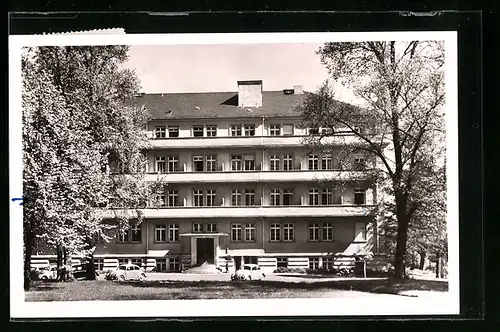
xmin=145 ymin=170 xmax=370 ymax=183
xmin=148 ymin=135 xmax=363 ymax=149
xmin=101 ymin=205 xmax=376 ymax=219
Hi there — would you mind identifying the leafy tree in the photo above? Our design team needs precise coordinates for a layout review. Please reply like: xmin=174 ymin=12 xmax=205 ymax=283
xmin=22 ymin=46 xmax=160 ymax=288
xmin=297 ymin=41 xmax=446 ymax=279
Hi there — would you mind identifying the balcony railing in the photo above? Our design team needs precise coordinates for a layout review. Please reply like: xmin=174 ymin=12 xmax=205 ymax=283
xmin=145 ymin=170 xmax=369 ymax=183
xmin=101 ymin=204 xmax=376 ymax=219
xmin=148 ymin=135 xmax=364 ymax=149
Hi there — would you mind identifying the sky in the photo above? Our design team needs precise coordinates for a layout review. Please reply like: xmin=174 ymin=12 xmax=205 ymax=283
xmin=123 ymin=43 xmax=359 ymax=104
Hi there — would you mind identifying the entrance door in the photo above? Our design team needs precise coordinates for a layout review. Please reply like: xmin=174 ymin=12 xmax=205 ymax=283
xmin=234 ymin=256 xmax=242 ymax=270
xmin=196 ymin=238 xmax=214 ymax=265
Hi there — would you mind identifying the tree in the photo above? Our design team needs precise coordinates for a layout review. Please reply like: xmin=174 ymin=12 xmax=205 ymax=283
xmin=297 ymin=41 xmax=446 ymax=279
xmin=22 ymin=46 xmax=160 ymax=288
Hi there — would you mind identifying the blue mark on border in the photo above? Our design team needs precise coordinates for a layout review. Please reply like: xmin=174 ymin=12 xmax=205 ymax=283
xmin=11 ymin=196 xmax=23 ymax=206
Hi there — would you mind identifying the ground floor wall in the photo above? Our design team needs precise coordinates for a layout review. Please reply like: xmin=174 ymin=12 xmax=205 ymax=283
xmin=30 ymin=216 xmax=386 ymax=273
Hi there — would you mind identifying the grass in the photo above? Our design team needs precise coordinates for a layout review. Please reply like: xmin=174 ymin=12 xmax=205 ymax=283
xmin=25 ymin=277 xmax=448 ymax=302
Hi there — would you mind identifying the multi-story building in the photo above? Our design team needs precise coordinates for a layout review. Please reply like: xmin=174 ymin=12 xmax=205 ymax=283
xmin=31 ymin=80 xmax=386 ymax=273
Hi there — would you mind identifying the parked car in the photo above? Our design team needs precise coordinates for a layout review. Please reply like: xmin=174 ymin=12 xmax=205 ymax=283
xmin=71 ymin=264 xmax=99 ymax=280
xmin=231 ymin=264 xmax=266 ymax=281
xmin=105 ymin=264 xmax=146 ymax=281
xmin=38 ymin=265 xmax=58 ymax=281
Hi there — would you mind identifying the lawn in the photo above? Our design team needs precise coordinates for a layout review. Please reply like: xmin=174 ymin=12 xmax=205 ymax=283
xmin=25 ymin=277 xmax=448 ymax=302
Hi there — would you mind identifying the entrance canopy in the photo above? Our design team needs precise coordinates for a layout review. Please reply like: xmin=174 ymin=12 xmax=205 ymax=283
xmin=179 ymin=232 xmax=228 ymax=237
xmin=147 ymin=250 xmax=169 ymax=257
xmin=227 ymin=249 xmax=264 ymax=257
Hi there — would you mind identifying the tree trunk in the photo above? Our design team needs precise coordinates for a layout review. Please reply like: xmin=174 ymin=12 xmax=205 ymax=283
xmin=56 ymin=244 xmax=63 ymax=281
xmin=419 ymin=252 xmax=426 ymax=270
xmin=24 ymin=231 xmax=34 ymax=291
xmin=435 ymin=252 xmax=441 ymax=278
xmin=393 ymin=214 xmax=410 ymax=279
xmin=86 ymin=255 xmax=96 ymax=280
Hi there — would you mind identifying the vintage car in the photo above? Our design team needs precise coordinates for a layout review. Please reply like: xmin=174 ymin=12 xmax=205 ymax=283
xmin=71 ymin=264 xmax=99 ymax=280
xmin=105 ymin=264 xmax=146 ymax=281
xmin=37 ymin=265 xmax=58 ymax=281
xmin=231 ymin=264 xmax=266 ymax=281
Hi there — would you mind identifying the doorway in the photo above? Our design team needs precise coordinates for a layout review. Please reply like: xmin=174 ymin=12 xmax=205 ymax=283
xmin=234 ymin=256 xmax=242 ymax=270
xmin=196 ymin=238 xmax=214 ymax=265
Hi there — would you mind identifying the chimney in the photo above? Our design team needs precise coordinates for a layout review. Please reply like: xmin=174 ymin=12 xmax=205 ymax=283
xmin=293 ymin=85 xmax=303 ymax=94
xmin=237 ymin=80 xmax=263 ymax=108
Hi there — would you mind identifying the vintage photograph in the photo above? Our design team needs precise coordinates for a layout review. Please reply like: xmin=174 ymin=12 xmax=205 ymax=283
xmin=10 ymin=32 xmax=459 ymax=318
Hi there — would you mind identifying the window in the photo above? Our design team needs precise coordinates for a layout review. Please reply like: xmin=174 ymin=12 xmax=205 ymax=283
xmin=245 ymin=189 xmax=255 ymax=206
xmin=270 ymin=223 xmax=281 ymax=242
xmin=308 ymin=154 xmax=319 ymax=170
xmin=323 ymin=257 xmax=334 ymax=270
xmin=117 ymin=229 xmax=128 ymax=243
xmin=270 ymin=189 xmax=281 ymax=206
xmin=283 ymin=223 xmax=294 ymax=242
xmin=231 ymin=224 xmax=242 ymax=242
xmin=321 ymin=189 xmax=334 ymax=205
xmin=270 ymin=154 xmax=280 ymax=171
xmin=131 ymin=225 xmax=141 ymax=242
xmin=231 ymin=189 xmax=242 ymax=206
xmin=309 ymin=223 xmax=320 ymax=241
xmin=206 ymin=189 xmax=216 ymax=207
xmin=168 ymin=126 xmax=179 ymax=137
xmin=230 ymin=125 xmax=242 ymax=136
xmin=118 ymin=258 xmax=129 ymax=265
xmin=354 ymin=189 xmax=366 ymax=205
xmin=193 ymin=223 xmax=203 ymax=233
xmin=309 ymin=257 xmax=319 ymax=270
xmin=169 ymin=224 xmax=179 ymax=242
xmin=155 ymin=224 xmax=166 ymax=242
xmin=193 ymin=125 xmax=204 ymax=137
xmin=283 ymin=189 xmax=293 ymax=206
xmin=309 ymin=188 xmax=319 ymax=206
xmin=355 ymin=222 xmax=367 ymax=241
xmin=167 ymin=156 xmax=179 ymax=172
xmin=94 ymin=259 xmax=104 ymax=271
xmin=168 ymin=190 xmax=179 ymax=207
xmin=354 ymin=157 xmax=366 ymax=170
xmin=206 ymin=223 xmax=217 ymax=233
xmin=157 ymin=193 xmax=166 ymax=207
xmin=231 ymin=155 xmax=242 ymax=171
xmin=244 ymin=154 xmax=255 ymax=171
xmin=206 ymin=155 xmax=217 ymax=172
xmin=283 ymin=154 xmax=293 ymax=170
xmin=269 ymin=124 xmax=281 ymax=136
xmin=309 ymin=127 xmax=320 ymax=135
xmin=155 ymin=126 xmax=166 ymax=138
xmin=323 ymin=223 xmax=334 ymax=241
xmin=322 ymin=154 xmax=333 ymax=170
xmin=206 ymin=125 xmax=217 ymax=137
xmin=245 ymin=223 xmax=256 ymax=242
xmin=156 ymin=259 xmax=167 ymax=272
xmin=277 ymin=257 xmax=288 ymax=268
xmin=155 ymin=156 xmax=166 ymax=173
xmin=193 ymin=189 xmax=204 ymax=206
xmin=169 ymin=257 xmax=180 ymax=271
xmin=309 ymin=128 xmax=319 ymax=135
xmin=244 ymin=124 xmax=255 ymax=136
xmin=193 ymin=156 xmax=204 ymax=172
xmin=282 ymin=124 xmax=294 ymax=136
xmin=131 ymin=258 xmax=142 ymax=266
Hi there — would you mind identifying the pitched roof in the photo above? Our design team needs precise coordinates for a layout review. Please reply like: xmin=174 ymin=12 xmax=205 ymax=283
xmin=131 ymin=91 xmax=309 ymax=120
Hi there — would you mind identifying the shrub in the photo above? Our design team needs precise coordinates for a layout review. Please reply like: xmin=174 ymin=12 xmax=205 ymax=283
xmin=273 ymin=267 xmax=306 ymax=274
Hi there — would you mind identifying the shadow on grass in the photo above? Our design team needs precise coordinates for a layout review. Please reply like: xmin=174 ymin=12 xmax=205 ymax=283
xmin=117 ymin=278 xmax=448 ymax=296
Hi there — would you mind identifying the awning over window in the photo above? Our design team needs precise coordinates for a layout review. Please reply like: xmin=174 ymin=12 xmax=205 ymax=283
xmin=179 ymin=232 xmax=228 ymax=237
xmin=227 ymin=249 xmax=265 ymax=257
xmin=147 ymin=250 xmax=169 ymax=257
